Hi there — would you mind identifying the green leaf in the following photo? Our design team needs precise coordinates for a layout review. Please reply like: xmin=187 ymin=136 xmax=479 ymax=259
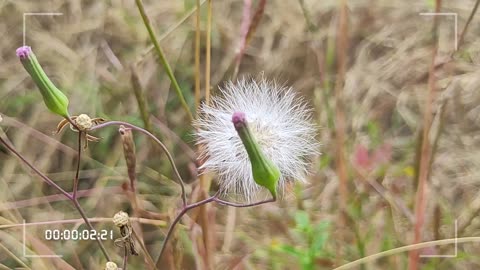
xmin=295 ymin=211 xmax=310 ymax=231
xmin=278 ymin=244 xmax=302 ymax=257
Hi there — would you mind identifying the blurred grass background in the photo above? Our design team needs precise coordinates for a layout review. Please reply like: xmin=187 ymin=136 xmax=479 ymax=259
xmin=1 ymin=0 xmax=480 ymax=269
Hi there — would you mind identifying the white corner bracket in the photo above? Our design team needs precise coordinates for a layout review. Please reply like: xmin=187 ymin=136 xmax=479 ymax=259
xmin=419 ymin=219 xmax=458 ymax=258
xmin=419 ymin=12 xmax=458 ymax=51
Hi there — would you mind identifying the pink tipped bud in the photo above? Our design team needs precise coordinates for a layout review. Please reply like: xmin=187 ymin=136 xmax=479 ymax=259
xmin=232 ymin=111 xmax=247 ymax=129
xmin=16 ymin=46 xmax=32 ymax=59
xmin=231 ymin=111 xmax=280 ymax=197
xmin=16 ymin=46 xmax=70 ymax=117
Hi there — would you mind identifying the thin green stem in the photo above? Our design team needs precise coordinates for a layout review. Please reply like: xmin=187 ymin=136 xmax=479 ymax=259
xmin=134 ymin=0 xmax=193 ymax=122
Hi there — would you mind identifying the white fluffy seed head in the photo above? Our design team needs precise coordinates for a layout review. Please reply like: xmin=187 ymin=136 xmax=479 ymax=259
xmin=194 ymin=78 xmax=319 ymax=201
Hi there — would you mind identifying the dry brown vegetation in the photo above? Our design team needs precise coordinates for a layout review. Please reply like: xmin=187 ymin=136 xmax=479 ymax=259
xmin=1 ymin=0 xmax=480 ymax=269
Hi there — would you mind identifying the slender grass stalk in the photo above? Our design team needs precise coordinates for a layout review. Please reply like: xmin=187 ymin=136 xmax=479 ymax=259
xmin=409 ymin=1 xmax=441 ymax=269
xmin=205 ymin=0 xmax=212 ymax=105
xmin=232 ymin=0 xmax=267 ymax=79
xmin=0 ymin=242 xmax=31 ymax=269
xmin=456 ymin=0 xmax=480 ymax=53
xmin=134 ymin=0 xmax=193 ymax=122
xmin=298 ymin=0 xmax=317 ymax=32
xmin=130 ymin=66 xmax=152 ymax=132
xmin=334 ymin=0 xmax=349 ymax=211
xmin=333 ymin=0 xmax=349 ymax=266
xmin=194 ymin=0 xmax=201 ymax=112
xmin=135 ymin=0 xmax=207 ymax=65
xmin=196 ymin=1 xmax=214 ymax=268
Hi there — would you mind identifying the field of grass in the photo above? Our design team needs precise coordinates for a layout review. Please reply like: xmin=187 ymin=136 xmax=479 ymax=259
xmin=1 ymin=0 xmax=480 ymax=269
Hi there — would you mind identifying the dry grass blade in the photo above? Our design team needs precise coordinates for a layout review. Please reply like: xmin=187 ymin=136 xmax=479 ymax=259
xmin=130 ymin=66 xmax=152 ymax=132
xmin=134 ymin=0 xmax=194 ymax=122
xmin=409 ymin=1 xmax=441 ymax=269
xmin=334 ymin=0 xmax=349 ymax=211
xmin=456 ymin=0 xmax=480 ymax=52
xmin=335 ymin=237 xmax=480 ymax=270
xmin=233 ymin=0 xmax=266 ymax=78
xmin=194 ymin=0 xmax=202 ymax=112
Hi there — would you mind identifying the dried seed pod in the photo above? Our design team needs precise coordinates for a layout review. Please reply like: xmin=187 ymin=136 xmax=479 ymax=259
xmin=113 ymin=211 xmax=129 ymax=228
xmin=105 ymin=261 xmax=118 ymax=270
xmin=119 ymin=125 xmax=136 ymax=191
xmin=75 ymin=114 xmax=93 ymax=131
xmin=112 ymin=211 xmax=138 ymax=256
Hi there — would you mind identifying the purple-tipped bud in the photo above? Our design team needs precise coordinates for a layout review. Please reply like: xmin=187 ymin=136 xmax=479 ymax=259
xmin=16 ymin=46 xmax=70 ymax=117
xmin=16 ymin=46 xmax=32 ymax=59
xmin=232 ymin=111 xmax=247 ymax=129
xmin=232 ymin=111 xmax=280 ymax=197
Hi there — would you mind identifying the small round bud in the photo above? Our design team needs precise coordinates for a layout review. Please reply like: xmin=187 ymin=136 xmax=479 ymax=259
xmin=232 ymin=111 xmax=247 ymax=129
xmin=75 ymin=114 xmax=93 ymax=130
xmin=105 ymin=261 xmax=118 ymax=270
xmin=113 ymin=211 xmax=129 ymax=227
xmin=16 ymin=46 xmax=32 ymax=59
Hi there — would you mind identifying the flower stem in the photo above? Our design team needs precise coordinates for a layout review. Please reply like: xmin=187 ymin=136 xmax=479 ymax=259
xmin=0 ymin=135 xmax=112 ymax=261
xmin=72 ymin=199 xmax=111 ymax=261
xmin=134 ymin=0 xmax=193 ymax=122
xmin=155 ymin=193 xmax=276 ymax=266
xmin=155 ymin=196 xmax=216 ymax=267
xmin=123 ymin=246 xmax=129 ymax=270
xmin=0 ymin=136 xmax=72 ymax=199
xmin=72 ymin=131 xmax=82 ymax=200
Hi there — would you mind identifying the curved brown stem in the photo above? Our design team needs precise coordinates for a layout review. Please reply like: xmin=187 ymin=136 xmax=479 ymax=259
xmin=0 ymin=135 xmax=112 ymax=261
xmin=0 ymin=136 xmax=72 ymax=199
xmin=90 ymin=121 xmax=188 ymax=207
xmin=155 ymin=193 xmax=276 ymax=266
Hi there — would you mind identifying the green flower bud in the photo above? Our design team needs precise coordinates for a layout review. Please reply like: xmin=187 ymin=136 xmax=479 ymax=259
xmin=16 ymin=46 xmax=70 ymax=117
xmin=232 ymin=111 xmax=280 ymax=198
